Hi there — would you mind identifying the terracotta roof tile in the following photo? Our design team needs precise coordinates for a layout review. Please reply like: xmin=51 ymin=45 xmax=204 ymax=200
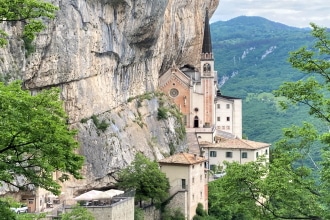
xmin=158 ymin=152 xmax=206 ymax=165
xmin=202 ymin=138 xmax=270 ymax=150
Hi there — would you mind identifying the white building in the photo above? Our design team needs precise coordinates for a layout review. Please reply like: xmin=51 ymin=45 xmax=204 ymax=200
xmin=215 ymin=94 xmax=242 ymax=138
xmin=201 ymin=132 xmax=270 ymax=171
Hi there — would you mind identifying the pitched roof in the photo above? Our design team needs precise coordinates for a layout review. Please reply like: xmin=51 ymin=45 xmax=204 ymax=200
xmin=158 ymin=152 xmax=206 ymax=165
xmin=201 ymin=137 xmax=270 ymax=150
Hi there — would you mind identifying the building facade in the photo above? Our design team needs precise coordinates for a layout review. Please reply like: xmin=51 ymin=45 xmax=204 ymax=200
xmin=159 ymin=152 xmax=208 ymax=220
xmin=201 ymin=136 xmax=270 ymax=171
xmin=159 ymin=9 xmax=270 ymax=175
xmin=159 ymin=9 xmax=219 ymax=130
xmin=215 ymin=94 xmax=242 ymax=138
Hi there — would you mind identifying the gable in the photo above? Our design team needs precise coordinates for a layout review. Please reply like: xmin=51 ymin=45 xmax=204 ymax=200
xmin=159 ymin=67 xmax=190 ymax=90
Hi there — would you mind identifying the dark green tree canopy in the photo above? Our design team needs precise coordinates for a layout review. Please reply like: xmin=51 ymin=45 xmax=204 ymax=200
xmin=116 ymin=153 xmax=170 ymax=207
xmin=0 ymin=81 xmax=84 ymax=195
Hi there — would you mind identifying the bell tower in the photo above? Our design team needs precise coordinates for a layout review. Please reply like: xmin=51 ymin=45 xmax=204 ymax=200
xmin=200 ymin=9 xmax=216 ymax=127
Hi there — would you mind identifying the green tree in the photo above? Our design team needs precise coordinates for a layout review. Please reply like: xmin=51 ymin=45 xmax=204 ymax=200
xmin=208 ymin=24 xmax=330 ymax=219
xmin=0 ymin=198 xmax=16 ymax=220
xmin=0 ymin=81 xmax=84 ymax=195
xmin=61 ymin=205 xmax=95 ymax=220
xmin=0 ymin=0 xmax=58 ymax=47
xmin=16 ymin=213 xmax=46 ymax=220
xmin=0 ymin=197 xmax=46 ymax=220
xmin=116 ymin=153 xmax=170 ymax=207
xmin=134 ymin=207 xmax=144 ymax=220
xmin=208 ymin=160 xmax=266 ymax=220
xmin=162 ymin=208 xmax=186 ymax=220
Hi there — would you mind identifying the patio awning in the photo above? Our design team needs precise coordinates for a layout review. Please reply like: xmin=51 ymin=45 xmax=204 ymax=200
xmin=74 ymin=189 xmax=124 ymax=201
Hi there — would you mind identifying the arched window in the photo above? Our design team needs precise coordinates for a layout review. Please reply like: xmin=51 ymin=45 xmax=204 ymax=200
xmin=203 ymin=63 xmax=211 ymax=72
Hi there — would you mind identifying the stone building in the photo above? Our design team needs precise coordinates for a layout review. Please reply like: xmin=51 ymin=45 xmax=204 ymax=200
xmin=201 ymin=132 xmax=270 ymax=171
xmin=159 ymin=9 xmax=269 ymax=172
xmin=158 ymin=152 xmax=207 ymax=220
xmin=159 ymin=9 xmax=218 ymax=130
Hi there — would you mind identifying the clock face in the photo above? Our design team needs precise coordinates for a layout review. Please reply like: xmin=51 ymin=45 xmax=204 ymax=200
xmin=169 ymin=88 xmax=179 ymax=97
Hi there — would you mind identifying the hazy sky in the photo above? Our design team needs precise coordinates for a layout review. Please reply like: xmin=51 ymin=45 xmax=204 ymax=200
xmin=210 ymin=0 xmax=330 ymax=28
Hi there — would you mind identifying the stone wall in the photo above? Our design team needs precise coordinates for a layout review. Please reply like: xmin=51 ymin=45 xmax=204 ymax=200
xmin=166 ymin=191 xmax=188 ymax=219
xmin=143 ymin=205 xmax=161 ymax=220
xmin=64 ymin=196 xmax=134 ymax=220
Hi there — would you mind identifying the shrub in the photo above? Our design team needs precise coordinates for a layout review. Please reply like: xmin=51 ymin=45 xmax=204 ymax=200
xmin=91 ymin=115 xmax=109 ymax=132
xmin=157 ymin=107 xmax=168 ymax=120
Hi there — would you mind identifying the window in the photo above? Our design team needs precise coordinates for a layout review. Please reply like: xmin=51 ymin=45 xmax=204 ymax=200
xmin=200 ymin=175 xmax=203 ymax=182
xmin=210 ymin=164 xmax=216 ymax=171
xmin=226 ymin=126 xmax=230 ymax=130
xmin=256 ymin=152 xmax=259 ymax=158
xmin=217 ymin=104 xmax=220 ymax=109
xmin=182 ymin=179 xmax=186 ymax=189
xmin=169 ymin=88 xmax=179 ymax=97
xmin=217 ymin=117 xmax=220 ymax=121
xmin=242 ymin=152 xmax=248 ymax=158
xmin=210 ymin=151 xmax=217 ymax=157
xmin=226 ymin=152 xmax=233 ymax=158
xmin=226 ymin=117 xmax=230 ymax=121
xmin=203 ymin=63 xmax=211 ymax=72
xmin=226 ymin=104 xmax=230 ymax=109
xmin=183 ymin=115 xmax=187 ymax=126
xmin=265 ymin=149 xmax=268 ymax=155
xmin=200 ymin=191 xmax=203 ymax=199
xmin=192 ymin=177 xmax=195 ymax=184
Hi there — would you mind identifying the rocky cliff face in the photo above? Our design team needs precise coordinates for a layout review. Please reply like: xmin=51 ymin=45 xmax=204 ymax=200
xmin=0 ymin=0 xmax=219 ymax=194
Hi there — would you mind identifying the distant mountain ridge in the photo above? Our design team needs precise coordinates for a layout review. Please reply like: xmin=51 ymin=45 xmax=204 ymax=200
xmin=210 ymin=16 xmax=319 ymax=143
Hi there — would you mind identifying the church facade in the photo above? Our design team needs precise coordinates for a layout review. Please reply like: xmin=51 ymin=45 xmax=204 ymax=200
xmin=158 ymin=9 xmax=242 ymax=138
xmin=158 ymin=9 xmax=270 ymax=219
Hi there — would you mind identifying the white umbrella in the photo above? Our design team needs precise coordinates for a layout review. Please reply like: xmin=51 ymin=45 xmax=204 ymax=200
xmin=104 ymin=189 xmax=124 ymax=198
xmin=73 ymin=190 xmax=103 ymax=201
xmin=74 ymin=189 xmax=125 ymax=201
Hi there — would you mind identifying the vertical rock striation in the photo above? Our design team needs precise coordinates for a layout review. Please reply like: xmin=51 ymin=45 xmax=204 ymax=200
xmin=21 ymin=0 xmax=218 ymax=122
xmin=0 ymin=0 xmax=219 ymax=192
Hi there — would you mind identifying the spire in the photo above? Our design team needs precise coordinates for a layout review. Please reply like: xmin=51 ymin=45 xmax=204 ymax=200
xmin=202 ymin=9 xmax=212 ymax=54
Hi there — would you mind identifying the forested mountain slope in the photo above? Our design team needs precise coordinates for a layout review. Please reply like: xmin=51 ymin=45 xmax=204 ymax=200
xmin=211 ymin=16 xmax=325 ymax=144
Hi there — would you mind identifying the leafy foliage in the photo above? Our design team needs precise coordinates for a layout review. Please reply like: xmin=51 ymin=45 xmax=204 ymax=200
xmin=208 ymin=160 xmax=267 ymax=220
xmin=210 ymin=16 xmax=315 ymax=143
xmin=208 ymin=24 xmax=330 ymax=220
xmin=161 ymin=208 xmax=186 ymax=220
xmin=0 ymin=198 xmax=16 ymax=220
xmin=0 ymin=0 xmax=58 ymax=47
xmin=116 ymin=153 xmax=170 ymax=207
xmin=91 ymin=114 xmax=109 ymax=132
xmin=16 ymin=213 xmax=46 ymax=220
xmin=134 ymin=207 xmax=144 ymax=220
xmin=0 ymin=197 xmax=46 ymax=219
xmin=157 ymin=106 xmax=168 ymax=120
xmin=61 ymin=205 xmax=95 ymax=220
xmin=0 ymin=81 xmax=84 ymax=195
xmin=193 ymin=203 xmax=208 ymax=219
